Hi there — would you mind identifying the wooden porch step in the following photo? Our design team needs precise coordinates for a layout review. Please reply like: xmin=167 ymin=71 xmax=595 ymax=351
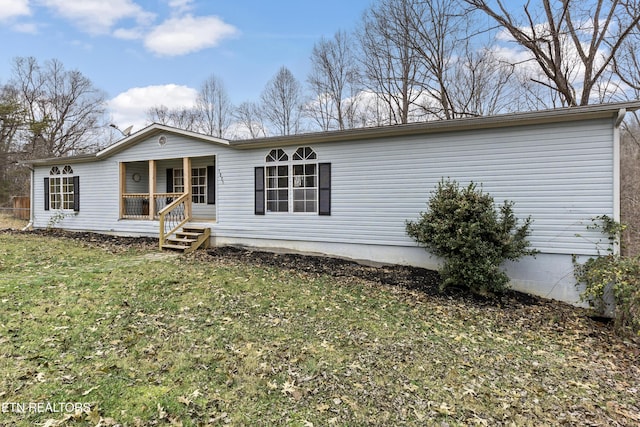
xmin=174 ymin=231 xmax=202 ymax=237
xmin=167 ymin=237 xmax=197 ymax=244
xmin=162 ymin=243 xmax=191 ymax=251
xmin=161 ymin=224 xmax=211 ymax=254
xmin=182 ymin=225 xmax=209 ymax=233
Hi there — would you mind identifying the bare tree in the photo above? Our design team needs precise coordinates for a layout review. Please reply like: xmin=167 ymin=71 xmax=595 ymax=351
xmin=196 ymin=74 xmax=232 ymax=138
xmin=260 ymin=66 xmax=304 ymax=136
xmin=464 ymin=0 xmax=640 ymax=107
xmin=307 ymin=30 xmax=361 ymax=130
xmin=358 ymin=0 xmax=426 ymax=124
xmin=399 ymin=0 xmax=461 ymax=119
xmin=146 ymin=105 xmax=201 ymax=132
xmin=233 ymin=101 xmax=267 ymax=139
xmin=447 ymin=45 xmax=521 ymax=116
xmin=10 ymin=57 xmax=106 ymax=157
xmin=612 ymin=2 xmax=640 ymax=107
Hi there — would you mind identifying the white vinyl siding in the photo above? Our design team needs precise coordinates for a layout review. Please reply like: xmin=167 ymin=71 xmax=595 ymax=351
xmin=32 ymin=118 xmax=616 ymax=257
xmin=214 ymin=119 xmax=615 ymax=256
xmin=32 ymin=135 xmax=223 ymax=233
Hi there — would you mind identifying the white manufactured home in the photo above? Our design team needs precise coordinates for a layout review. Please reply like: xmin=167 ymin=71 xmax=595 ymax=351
xmin=23 ymin=102 xmax=640 ymax=304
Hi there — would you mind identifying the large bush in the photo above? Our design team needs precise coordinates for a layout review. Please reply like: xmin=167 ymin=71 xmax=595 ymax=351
xmin=406 ymin=179 xmax=536 ymax=296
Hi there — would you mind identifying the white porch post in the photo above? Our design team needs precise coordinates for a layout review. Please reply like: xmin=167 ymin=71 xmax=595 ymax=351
xmin=149 ymin=160 xmax=156 ymax=220
xmin=183 ymin=157 xmax=192 ymax=219
xmin=119 ymin=162 xmax=126 ymax=219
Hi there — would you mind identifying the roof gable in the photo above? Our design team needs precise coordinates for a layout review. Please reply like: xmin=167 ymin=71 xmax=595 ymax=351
xmin=96 ymin=123 xmax=230 ymax=159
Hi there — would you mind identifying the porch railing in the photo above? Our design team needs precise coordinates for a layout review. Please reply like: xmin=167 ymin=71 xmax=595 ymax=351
xmin=158 ymin=193 xmax=190 ymax=248
xmin=122 ymin=193 xmax=183 ymax=219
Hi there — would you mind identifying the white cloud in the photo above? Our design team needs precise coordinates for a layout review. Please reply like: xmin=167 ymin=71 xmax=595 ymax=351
xmin=144 ymin=15 xmax=238 ymax=56
xmin=40 ymin=0 xmax=154 ymax=35
xmin=12 ymin=22 xmax=38 ymax=33
xmin=108 ymin=84 xmax=199 ymax=131
xmin=113 ymin=27 xmax=144 ymax=40
xmin=0 ymin=0 xmax=30 ymax=21
xmin=168 ymin=0 xmax=194 ymax=15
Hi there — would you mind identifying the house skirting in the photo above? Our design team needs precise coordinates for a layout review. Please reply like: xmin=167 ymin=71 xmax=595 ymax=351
xmin=212 ymin=235 xmax=587 ymax=306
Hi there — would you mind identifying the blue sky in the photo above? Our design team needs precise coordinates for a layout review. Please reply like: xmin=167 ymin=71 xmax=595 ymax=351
xmin=0 ymin=0 xmax=374 ymax=130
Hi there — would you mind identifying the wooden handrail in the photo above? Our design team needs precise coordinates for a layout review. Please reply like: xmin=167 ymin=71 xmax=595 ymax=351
xmin=158 ymin=193 xmax=190 ymax=248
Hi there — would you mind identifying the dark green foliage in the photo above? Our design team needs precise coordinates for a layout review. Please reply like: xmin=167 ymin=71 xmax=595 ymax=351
xmin=574 ymin=216 xmax=640 ymax=336
xmin=406 ymin=179 xmax=536 ymax=296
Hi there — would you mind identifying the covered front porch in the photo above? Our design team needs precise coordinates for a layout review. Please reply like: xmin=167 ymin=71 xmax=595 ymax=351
xmin=118 ymin=155 xmax=216 ymax=250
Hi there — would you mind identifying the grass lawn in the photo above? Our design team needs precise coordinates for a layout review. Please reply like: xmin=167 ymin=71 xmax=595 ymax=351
xmin=0 ymin=231 xmax=638 ymax=426
xmin=0 ymin=212 xmax=28 ymax=230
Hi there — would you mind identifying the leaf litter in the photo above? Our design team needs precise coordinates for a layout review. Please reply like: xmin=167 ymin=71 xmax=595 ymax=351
xmin=0 ymin=229 xmax=638 ymax=426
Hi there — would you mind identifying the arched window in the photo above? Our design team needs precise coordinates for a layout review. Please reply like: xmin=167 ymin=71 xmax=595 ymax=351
xmin=292 ymin=147 xmax=317 ymax=213
xmin=266 ymin=149 xmax=288 ymax=162
xmin=47 ymin=165 xmax=76 ymax=210
xmin=265 ymin=149 xmax=289 ymax=212
xmin=256 ymin=147 xmax=330 ymax=216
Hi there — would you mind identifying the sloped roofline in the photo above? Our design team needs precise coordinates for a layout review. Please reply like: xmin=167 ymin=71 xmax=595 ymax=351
xmin=228 ymin=100 xmax=640 ymax=149
xmin=22 ymin=123 xmax=231 ymax=166
xmin=96 ymin=123 xmax=231 ymax=158
xmin=21 ymin=101 xmax=640 ymax=166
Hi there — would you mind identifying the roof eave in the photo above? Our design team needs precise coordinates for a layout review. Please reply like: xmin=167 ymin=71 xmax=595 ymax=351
xmin=230 ymin=101 xmax=640 ymax=149
xmin=19 ymin=153 xmax=99 ymax=167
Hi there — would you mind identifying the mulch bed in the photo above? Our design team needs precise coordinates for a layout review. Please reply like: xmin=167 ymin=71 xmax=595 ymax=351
xmin=5 ymin=228 xmax=577 ymax=311
xmin=4 ymin=228 xmax=639 ymax=354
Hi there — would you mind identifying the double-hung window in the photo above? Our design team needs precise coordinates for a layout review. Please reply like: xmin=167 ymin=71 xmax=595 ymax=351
xmin=292 ymin=147 xmax=317 ymax=213
xmin=266 ymin=149 xmax=289 ymax=213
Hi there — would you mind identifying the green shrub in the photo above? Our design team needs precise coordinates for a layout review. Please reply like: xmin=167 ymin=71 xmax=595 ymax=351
xmin=406 ymin=179 xmax=537 ymax=296
xmin=574 ymin=216 xmax=640 ymax=336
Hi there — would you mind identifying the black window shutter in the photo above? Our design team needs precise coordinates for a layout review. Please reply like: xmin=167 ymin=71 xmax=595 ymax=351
xmin=73 ymin=176 xmax=80 ymax=212
xmin=166 ymin=169 xmax=173 ymax=192
xmin=318 ymin=162 xmax=331 ymax=215
xmin=207 ymin=165 xmax=215 ymax=205
xmin=255 ymin=166 xmax=265 ymax=215
xmin=44 ymin=177 xmax=50 ymax=211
